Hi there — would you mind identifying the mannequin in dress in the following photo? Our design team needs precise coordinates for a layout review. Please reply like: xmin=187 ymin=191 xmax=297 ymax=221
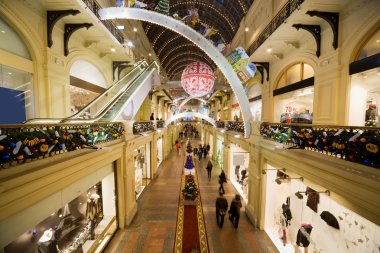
xmin=35 ymin=228 xmax=57 ymax=253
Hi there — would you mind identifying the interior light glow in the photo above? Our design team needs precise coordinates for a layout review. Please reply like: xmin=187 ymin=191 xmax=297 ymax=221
xmin=266 ymin=47 xmax=272 ymax=53
xmin=127 ymin=41 xmax=134 ymax=47
xmin=133 ymin=27 xmax=138 ymax=32
xmin=110 ymin=47 xmax=116 ymax=52
xmin=245 ymin=27 xmax=249 ymax=32
xmin=116 ymin=25 xmax=125 ymax=30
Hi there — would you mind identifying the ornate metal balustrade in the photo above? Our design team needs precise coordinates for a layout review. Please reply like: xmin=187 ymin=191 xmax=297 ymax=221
xmin=133 ymin=121 xmax=155 ymax=134
xmin=216 ymin=121 xmax=225 ymax=129
xmin=82 ymin=0 xmax=124 ymax=44
xmin=0 ymin=122 xmax=125 ymax=169
xmin=260 ymin=122 xmax=380 ymax=168
xmin=227 ymin=121 xmax=245 ymax=133
xmin=247 ymin=0 xmax=304 ymax=55
xmin=156 ymin=120 xmax=165 ymax=129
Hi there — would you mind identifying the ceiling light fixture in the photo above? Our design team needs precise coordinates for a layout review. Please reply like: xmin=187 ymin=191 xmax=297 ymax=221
xmin=133 ymin=27 xmax=138 ymax=32
xmin=116 ymin=25 xmax=125 ymax=30
xmin=0 ymin=30 xmax=5 ymax=34
xmin=110 ymin=47 xmax=116 ymax=52
xmin=266 ymin=47 xmax=272 ymax=53
xmin=127 ymin=41 xmax=134 ymax=47
xmin=376 ymin=39 xmax=380 ymax=43
xmin=149 ymin=53 xmax=152 ymax=56
xmin=245 ymin=27 xmax=249 ymax=32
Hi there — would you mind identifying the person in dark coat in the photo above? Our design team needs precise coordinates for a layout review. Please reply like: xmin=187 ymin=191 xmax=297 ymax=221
xmin=203 ymin=144 xmax=208 ymax=158
xmin=150 ymin=113 xmax=154 ymax=120
xmin=218 ymin=170 xmax=227 ymax=194
xmin=206 ymin=144 xmax=210 ymax=151
xmin=206 ymin=160 xmax=213 ymax=181
xmin=216 ymin=192 xmax=228 ymax=228
xmin=228 ymin=194 xmax=242 ymax=229
xmin=198 ymin=145 xmax=203 ymax=160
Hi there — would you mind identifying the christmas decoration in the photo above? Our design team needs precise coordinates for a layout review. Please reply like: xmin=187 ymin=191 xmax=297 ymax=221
xmin=226 ymin=47 xmax=257 ymax=84
xmin=182 ymin=175 xmax=198 ymax=200
xmin=260 ymin=123 xmax=380 ymax=168
xmin=184 ymin=155 xmax=194 ymax=170
xmin=0 ymin=123 xmax=125 ymax=169
xmin=186 ymin=141 xmax=193 ymax=154
xmin=181 ymin=61 xmax=215 ymax=97
xmin=154 ymin=0 xmax=170 ymax=15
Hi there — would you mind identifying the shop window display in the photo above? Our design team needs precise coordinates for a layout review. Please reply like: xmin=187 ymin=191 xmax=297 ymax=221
xmin=134 ymin=143 xmax=151 ymax=199
xmin=274 ymin=87 xmax=314 ymax=124
xmin=3 ymin=173 xmax=117 ymax=253
xmin=348 ymin=67 xmax=380 ymax=127
xmin=263 ymin=164 xmax=380 ymax=253
xmin=229 ymin=145 xmax=249 ymax=202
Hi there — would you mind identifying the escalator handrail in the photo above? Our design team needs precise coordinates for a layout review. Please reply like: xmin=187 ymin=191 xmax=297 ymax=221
xmin=24 ymin=61 xmax=147 ymax=124
xmin=67 ymin=60 xmax=148 ymax=120
xmin=64 ymin=61 xmax=158 ymax=123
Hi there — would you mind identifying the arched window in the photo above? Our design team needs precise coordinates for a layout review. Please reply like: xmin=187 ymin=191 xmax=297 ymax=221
xmin=69 ymin=60 xmax=107 ymax=114
xmin=0 ymin=17 xmax=34 ymax=123
xmin=276 ymin=63 xmax=314 ymax=89
xmin=348 ymin=29 xmax=380 ymax=127
xmin=356 ymin=29 xmax=380 ymax=61
xmin=273 ymin=63 xmax=315 ymax=124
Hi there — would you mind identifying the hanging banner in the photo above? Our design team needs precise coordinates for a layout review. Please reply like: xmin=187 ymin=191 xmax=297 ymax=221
xmin=226 ymin=47 xmax=257 ymax=84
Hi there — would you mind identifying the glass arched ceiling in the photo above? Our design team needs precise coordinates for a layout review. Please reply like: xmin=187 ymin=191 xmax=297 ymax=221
xmin=140 ymin=0 xmax=254 ymax=80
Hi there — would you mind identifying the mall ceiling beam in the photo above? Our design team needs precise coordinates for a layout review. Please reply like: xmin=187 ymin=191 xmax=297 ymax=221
xmin=47 ymin=10 xmax=80 ymax=48
xmin=112 ymin=61 xmax=131 ymax=80
xmin=253 ymin=62 xmax=270 ymax=82
xmin=64 ymin=23 xmax=93 ymax=56
xmin=292 ymin=24 xmax=321 ymax=57
xmin=306 ymin=11 xmax=339 ymax=50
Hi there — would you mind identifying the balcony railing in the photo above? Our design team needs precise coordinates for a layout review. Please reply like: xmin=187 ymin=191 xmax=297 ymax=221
xmin=226 ymin=121 xmax=245 ymax=133
xmin=216 ymin=121 xmax=225 ymax=129
xmin=133 ymin=121 xmax=155 ymax=135
xmin=260 ymin=122 xmax=380 ymax=168
xmin=82 ymin=0 xmax=124 ymax=44
xmin=247 ymin=0 xmax=304 ymax=55
xmin=156 ymin=120 xmax=165 ymax=129
xmin=0 ymin=122 xmax=125 ymax=169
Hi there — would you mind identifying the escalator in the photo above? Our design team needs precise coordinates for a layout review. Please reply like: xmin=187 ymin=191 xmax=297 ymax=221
xmin=26 ymin=61 xmax=159 ymax=124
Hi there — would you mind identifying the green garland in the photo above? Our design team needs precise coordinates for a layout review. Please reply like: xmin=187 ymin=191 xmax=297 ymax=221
xmin=0 ymin=123 xmax=125 ymax=169
xmin=260 ymin=123 xmax=380 ymax=168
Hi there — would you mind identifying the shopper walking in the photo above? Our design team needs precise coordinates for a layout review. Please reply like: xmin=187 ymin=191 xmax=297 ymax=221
xmin=206 ymin=160 xmax=213 ymax=181
xmin=175 ymin=141 xmax=181 ymax=154
xmin=228 ymin=194 xmax=242 ymax=229
xmin=215 ymin=192 xmax=228 ymax=228
xmin=203 ymin=144 xmax=208 ymax=158
xmin=218 ymin=170 xmax=227 ymax=194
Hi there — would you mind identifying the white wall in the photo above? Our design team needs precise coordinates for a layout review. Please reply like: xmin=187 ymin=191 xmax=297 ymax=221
xmin=264 ymin=164 xmax=380 ymax=253
xmin=102 ymin=172 xmax=116 ymax=218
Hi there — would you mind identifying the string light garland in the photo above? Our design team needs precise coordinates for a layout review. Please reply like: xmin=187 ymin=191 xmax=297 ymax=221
xmin=99 ymin=8 xmax=252 ymax=137
xmin=163 ymin=51 xmax=213 ymax=69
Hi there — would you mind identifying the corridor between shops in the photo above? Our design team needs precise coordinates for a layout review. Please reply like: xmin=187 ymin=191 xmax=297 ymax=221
xmin=105 ymin=140 xmax=278 ymax=253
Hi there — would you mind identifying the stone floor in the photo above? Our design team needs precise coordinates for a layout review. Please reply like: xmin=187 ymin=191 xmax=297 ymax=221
xmin=105 ymin=140 xmax=279 ymax=253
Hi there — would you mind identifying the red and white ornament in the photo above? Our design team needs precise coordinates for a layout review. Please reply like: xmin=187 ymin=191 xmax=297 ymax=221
xmin=181 ymin=61 xmax=215 ymax=97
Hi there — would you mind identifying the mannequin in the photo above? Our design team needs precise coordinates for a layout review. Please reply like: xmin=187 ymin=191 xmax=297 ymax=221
xmin=35 ymin=228 xmax=57 ymax=253
xmin=86 ymin=193 xmax=100 ymax=240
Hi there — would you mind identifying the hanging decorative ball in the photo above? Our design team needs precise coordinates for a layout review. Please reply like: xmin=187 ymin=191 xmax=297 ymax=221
xmin=10 ymin=143 xmax=16 ymax=148
xmin=3 ymin=154 xmax=10 ymax=159
xmin=181 ymin=61 xmax=215 ymax=97
xmin=0 ymin=145 xmax=4 ymax=151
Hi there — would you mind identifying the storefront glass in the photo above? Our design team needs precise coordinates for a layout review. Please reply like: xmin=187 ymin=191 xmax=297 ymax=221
xmin=229 ymin=145 xmax=249 ymax=202
xmin=216 ymin=137 xmax=224 ymax=168
xmin=134 ymin=143 xmax=151 ymax=199
xmin=264 ymin=164 xmax=380 ymax=253
xmin=348 ymin=67 xmax=380 ymax=127
xmin=157 ymin=137 xmax=163 ymax=168
xmin=3 ymin=172 xmax=117 ymax=253
xmin=248 ymin=83 xmax=262 ymax=121
xmin=274 ymin=87 xmax=314 ymax=124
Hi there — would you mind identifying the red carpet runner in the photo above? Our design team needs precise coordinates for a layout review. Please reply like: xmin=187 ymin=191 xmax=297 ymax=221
xmin=174 ymin=172 xmax=209 ymax=253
